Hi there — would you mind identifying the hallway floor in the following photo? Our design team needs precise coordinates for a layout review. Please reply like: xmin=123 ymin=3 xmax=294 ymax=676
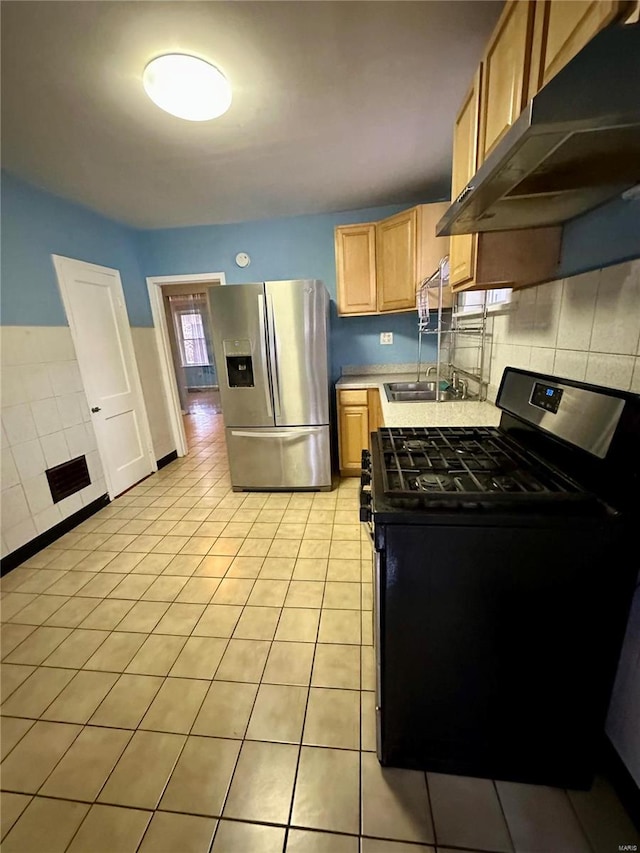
xmin=1 ymin=412 xmax=638 ymax=852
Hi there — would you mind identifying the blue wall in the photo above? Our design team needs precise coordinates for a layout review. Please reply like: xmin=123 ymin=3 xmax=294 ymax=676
xmin=0 ymin=172 xmax=150 ymax=326
xmin=559 ymin=196 xmax=640 ymax=277
xmin=137 ymin=205 xmax=436 ymax=382
xmin=3 ymin=170 xmax=639 ymax=383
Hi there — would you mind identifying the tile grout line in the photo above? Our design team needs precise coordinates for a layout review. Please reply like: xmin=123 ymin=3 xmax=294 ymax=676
xmin=206 ymin=490 xmax=299 ymax=852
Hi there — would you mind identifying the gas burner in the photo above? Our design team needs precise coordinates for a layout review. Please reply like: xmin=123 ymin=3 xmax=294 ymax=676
xmin=402 ymin=439 xmax=430 ymax=452
xmin=413 ymin=473 xmax=454 ymax=492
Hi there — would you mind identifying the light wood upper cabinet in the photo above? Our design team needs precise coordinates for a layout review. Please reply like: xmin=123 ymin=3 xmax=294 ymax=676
xmin=449 ymin=68 xmax=482 ymax=289
xmin=335 ymin=223 xmax=377 ymax=316
xmin=479 ymin=0 xmax=536 ymax=162
xmin=528 ymin=1 xmax=631 ymax=97
xmin=335 ymin=202 xmax=450 ymax=316
xmin=376 ymin=208 xmax=417 ymax=313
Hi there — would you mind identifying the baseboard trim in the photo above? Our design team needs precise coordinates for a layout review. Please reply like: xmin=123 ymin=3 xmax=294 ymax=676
xmin=157 ymin=450 xmax=178 ymax=470
xmin=602 ymin=735 xmax=640 ymax=831
xmin=0 ymin=494 xmax=110 ymax=576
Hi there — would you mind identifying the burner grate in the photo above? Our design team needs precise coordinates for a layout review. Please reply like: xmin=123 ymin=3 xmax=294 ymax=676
xmin=377 ymin=427 xmax=586 ymax=502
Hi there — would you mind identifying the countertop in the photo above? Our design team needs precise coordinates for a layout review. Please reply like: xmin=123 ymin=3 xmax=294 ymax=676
xmin=335 ymin=372 xmax=501 ymax=428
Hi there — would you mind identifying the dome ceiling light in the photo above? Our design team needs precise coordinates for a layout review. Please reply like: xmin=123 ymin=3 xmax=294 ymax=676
xmin=143 ymin=54 xmax=232 ymax=121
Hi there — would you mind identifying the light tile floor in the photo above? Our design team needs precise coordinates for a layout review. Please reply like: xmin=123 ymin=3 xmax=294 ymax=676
xmin=1 ymin=409 xmax=638 ymax=852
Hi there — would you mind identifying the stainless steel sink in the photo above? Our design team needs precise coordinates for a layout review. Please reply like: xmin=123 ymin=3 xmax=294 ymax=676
xmin=386 ymin=381 xmax=438 ymax=393
xmin=383 ymin=380 xmax=467 ymax=403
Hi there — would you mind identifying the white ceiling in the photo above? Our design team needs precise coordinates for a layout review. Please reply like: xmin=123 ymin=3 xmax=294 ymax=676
xmin=1 ymin=1 xmax=503 ymax=229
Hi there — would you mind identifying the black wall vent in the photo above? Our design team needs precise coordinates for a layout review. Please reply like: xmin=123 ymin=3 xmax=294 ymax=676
xmin=46 ymin=456 xmax=91 ymax=503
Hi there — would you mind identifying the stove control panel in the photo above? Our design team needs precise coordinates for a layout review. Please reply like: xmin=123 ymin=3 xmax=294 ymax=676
xmin=530 ymin=382 xmax=563 ymax=414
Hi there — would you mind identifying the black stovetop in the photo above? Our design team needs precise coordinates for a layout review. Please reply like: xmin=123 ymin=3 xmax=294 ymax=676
xmin=373 ymin=426 xmax=592 ymax=509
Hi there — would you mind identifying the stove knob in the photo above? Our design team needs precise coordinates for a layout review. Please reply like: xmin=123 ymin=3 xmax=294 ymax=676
xmin=361 ymin=449 xmax=371 ymax=469
xmin=361 ymin=470 xmax=371 ymax=487
xmin=359 ymin=490 xmax=372 ymax=523
xmin=359 ymin=504 xmax=372 ymax=523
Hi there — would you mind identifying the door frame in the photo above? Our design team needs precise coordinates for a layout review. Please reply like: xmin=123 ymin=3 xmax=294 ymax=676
xmin=146 ymin=272 xmax=226 ymax=457
xmin=52 ymin=254 xmax=157 ymax=499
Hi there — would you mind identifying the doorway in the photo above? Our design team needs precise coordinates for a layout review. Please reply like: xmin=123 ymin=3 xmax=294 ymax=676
xmin=146 ymin=272 xmax=226 ymax=456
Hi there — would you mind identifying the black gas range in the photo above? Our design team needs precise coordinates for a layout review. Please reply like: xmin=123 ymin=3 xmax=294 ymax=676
xmin=361 ymin=367 xmax=639 ymax=788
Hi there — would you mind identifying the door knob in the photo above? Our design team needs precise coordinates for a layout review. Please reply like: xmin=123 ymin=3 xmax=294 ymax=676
xmin=91 ymin=406 xmax=101 ymax=413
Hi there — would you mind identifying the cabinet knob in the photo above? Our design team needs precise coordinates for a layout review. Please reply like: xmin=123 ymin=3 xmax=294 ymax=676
xmin=91 ymin=406 xmax=101 ymax=413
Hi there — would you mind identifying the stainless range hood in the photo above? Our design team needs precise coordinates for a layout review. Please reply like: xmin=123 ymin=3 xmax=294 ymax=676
xmin=437 ymin=22 xmax=640 ymax=237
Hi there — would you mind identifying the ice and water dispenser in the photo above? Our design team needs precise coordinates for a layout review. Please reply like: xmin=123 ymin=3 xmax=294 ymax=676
xmin=223 ymin=339 xmax=254 ymax=388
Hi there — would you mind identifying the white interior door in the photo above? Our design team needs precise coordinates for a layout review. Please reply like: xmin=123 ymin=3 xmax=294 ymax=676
xmin=53 ymin=255 xmax=156 ymax=497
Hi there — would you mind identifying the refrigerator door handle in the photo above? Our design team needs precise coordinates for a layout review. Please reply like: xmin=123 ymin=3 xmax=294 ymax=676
xmin=266 ymin=294 xmax=282 ymax=419
xmin=230 ymin=427 xmax=325 ymax=439
xmin=257 ymin=294 xmax=273 ymax=419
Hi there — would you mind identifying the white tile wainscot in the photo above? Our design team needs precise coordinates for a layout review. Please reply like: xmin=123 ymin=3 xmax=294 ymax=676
xmin=0 ymin=326 xmax=107 ymax=557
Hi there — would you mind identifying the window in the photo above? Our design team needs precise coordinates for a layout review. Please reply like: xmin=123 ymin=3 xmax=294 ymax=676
xmin=178 ymin=311 xmax=210 ymax=366
xmin=458 ymin=287 xmax=512 ymax=314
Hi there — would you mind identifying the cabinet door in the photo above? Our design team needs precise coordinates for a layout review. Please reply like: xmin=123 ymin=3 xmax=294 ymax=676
xmin=376 ymin=208 xmax=418 ymax=313
xmin=335 ymin=224 xmax=377 ymax=316
xmin=530 ymin=0 xmax=629 ymax=94
xmin=368 ymin=388 xmax=385 ymax=436
xmin=449 ymin=67 xmax=482 ymax=288
xmin=339 ymin=403 xmax=370 ymax=475
xmin=479 ymin=0 xmax=535 ymax=162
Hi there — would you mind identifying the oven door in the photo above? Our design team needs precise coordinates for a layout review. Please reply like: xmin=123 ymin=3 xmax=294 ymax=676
xmin=373 ymin=546 xmax=383 ymax=760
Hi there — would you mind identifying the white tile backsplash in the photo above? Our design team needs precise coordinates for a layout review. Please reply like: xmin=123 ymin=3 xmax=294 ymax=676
xmin=585 ymin=352 xmax=635 ymax=391
xmin=532 ymin=278 xmax=562 ymax=349
xmin=1 ymin=325 xmax=108 ymax=557
xmin=552 ymin=350 xmax=588 ymax=383
xmin=528 ymin=347 xmax=555 ymax=375
xmin=556 ymin=270 xmax=599 ymax=351
xmin=488 ymin=259 xmax=640 ymax=399
xmin=590 ymin=261 xmax=640 ymax=356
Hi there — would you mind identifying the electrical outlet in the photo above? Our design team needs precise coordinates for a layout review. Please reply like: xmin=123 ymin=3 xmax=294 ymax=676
xmin=380 ymin=332 xmax=393 ymax=345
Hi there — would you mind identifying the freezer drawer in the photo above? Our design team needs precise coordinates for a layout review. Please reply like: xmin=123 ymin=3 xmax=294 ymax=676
xmin=226 ymin=426 xmax=331 ymax=490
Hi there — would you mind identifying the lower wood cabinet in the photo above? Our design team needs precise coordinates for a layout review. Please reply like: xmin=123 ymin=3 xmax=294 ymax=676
xmin=337 ymin=387 xmax=385 ymax=477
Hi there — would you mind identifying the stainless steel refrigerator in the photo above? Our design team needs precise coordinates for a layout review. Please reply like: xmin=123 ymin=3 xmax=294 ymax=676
xmin=207 ymin=279 xmax=331 ymax=490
